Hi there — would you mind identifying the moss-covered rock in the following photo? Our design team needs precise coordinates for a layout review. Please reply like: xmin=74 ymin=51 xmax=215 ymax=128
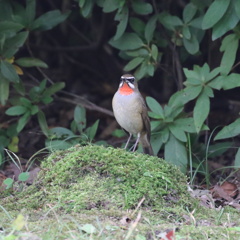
xmin=2 ymin=145 xmax=191 ymax=212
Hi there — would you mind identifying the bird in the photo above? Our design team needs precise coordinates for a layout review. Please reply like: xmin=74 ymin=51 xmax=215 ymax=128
xmin=112 ymin=74 xmax=154 ymax=155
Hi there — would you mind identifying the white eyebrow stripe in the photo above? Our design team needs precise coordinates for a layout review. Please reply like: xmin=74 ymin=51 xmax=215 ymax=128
xmin=127 ymin=81 xmax=135 ymax=89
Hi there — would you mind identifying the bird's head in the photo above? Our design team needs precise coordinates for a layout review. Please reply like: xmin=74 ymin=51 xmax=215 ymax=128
xmin=118 ymin=74 xmax=138 ymax=95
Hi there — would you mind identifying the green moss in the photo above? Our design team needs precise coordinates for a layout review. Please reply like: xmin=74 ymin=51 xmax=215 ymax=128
xmin=2 ymin=145 xmax=191 ymax=212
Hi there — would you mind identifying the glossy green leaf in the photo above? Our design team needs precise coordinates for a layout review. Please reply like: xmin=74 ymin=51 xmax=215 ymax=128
xmin=0 ymin=60 xmax=19 ymax=82
xmin=15 ymin=57 xmax=48 ymax=68
xmin=214 ymin=118 xmax=240 ymax=140
xmin=212 ymin=2 xmax=239 ymax=40
xmin=109 ymin=32 xmax=144 ymax=51
xmin=31 ymin=10 xmax=70 ymax=31
xmin=164 ymin=134 xmax=187 ymax=173
xmin=146 ymin=96 xmax=164 ymax=118
xmin=5 ymin=106 xmax=27 ymax=116
xmin=220 ymin=34 xmax=239 ymax=75
xmin=124 ymin=57 xmax=144 ymax=72
xmin=114 ymin=6 xmax=128 ymax=40
xmin=132 ymin=1 xmax=153 ymax=15
xmin=202 ymin=0 xmax=230 ymax=29
xmin=194 ymin=91 xmax=210 ymax=133
xmin=37 ymin=110 xmax=50 ymax=137
xmin=222 ymin=73 xmax=240 ymax=90
xmin=0 ymin=75 xmax=9 ymax=105
xmin=183 ymin=3 xmax=197 ymax=23
xmin=18 ymin=172 xmax=30 ymax=181
xmin=17 ymin=112 xmax=31 ymax=132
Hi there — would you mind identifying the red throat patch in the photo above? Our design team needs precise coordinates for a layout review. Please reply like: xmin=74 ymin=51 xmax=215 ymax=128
xmin=119 ymin=82 xmax=134 ymax=95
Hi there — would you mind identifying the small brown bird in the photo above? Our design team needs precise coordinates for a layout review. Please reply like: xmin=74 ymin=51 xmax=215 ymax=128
xmin=112 ymin=74 xmax=154 ymax=155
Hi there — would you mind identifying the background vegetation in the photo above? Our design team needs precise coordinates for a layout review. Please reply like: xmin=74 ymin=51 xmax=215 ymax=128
xmin=0 ymin=0 xmax=240 ymax=183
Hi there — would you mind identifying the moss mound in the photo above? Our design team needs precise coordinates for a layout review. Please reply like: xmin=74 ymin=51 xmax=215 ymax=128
xmin=3 ymin=145 xmax=191 ymax=212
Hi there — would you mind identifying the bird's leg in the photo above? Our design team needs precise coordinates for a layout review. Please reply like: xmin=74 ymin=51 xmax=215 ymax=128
xmin=124 ymin=133 xmax=132 ymax=149
xmin=132 ymin=133 xmax=140 ymax=152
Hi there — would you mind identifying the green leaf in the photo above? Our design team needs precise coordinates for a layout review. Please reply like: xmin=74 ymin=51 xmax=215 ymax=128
xmin=174 ymin=118 xmax=197 ymax=133
xmin=25 ymin=0 xmax=36 ymax=26
xmin=234 ymin=148 xmax=240 ymax=167
xmin=169 ymin=124 xmax=187 ymax=142
xmin=212 ymin=2 xmax=239 ymax=40
xmin=0 ymin=60 xmax=19 ymax=82
xmin=146 ymin=97 xmax=164 ymax=118
xmin=208 ymin=75 xmax=224 ymax=90
xmin=194 ymin=91 xmax=210 ymax=133
xmin=15 ymin=57 xmax=48 ymax=68
xmin=31 ymin=10 xmax=70 ymax=31
xmin=102 ymin=0 xmax=120 ymax=13
xmin=145 ymin=15 xmax=157 ymax=43
xmin=37 ymin=110 xmax=50 ymax=137
xmin=109 ymin=32 xmax=144 ymax=51
xmin=220 ymin=34 xmax=239 ymax=75
xmin=42 ymin=82 xmax=65 ymax=97
xmin=129 ymin=17 xmax=145 ymax=36
xmin=80 ymin=224 xmax=96 ymax=234
xmin=202 ymin=0 xmax=230 ymax=29
xmin=17 ymin=112 xmax=31 ymax=132
xmin=183 ymin=34 xmax=199 ymax=54
xmin=124 ymin=57 xmax=144 ymax=72
xmin=183 ymin=3 xmax=197 ymax=23
xmin=20 ymin=97 xmax=32 ymax=107
xmin=151 ymin=132 xmax=163 ymax=155
xmin=132 ymin=0 xmax=153 ymax=15
xmin=49 ymin=127 xmax=75 ymax=138
xmin=1 ymin=31 xmax=29 ymax=58
xmin=0 ymin=75 xmax=9 ymax=105
xmin=0 ymin=1 xmax=13 ymax=21
xmin=151 ymin=44 xmax=158 ymax=61
xmin=214 ymin=118 xmax=240 ymax=140
xmin=30 ymin=105 xmax=39 ymax=115
xmin=161 ymin=127 xmax=170 ymax=143
xmin=79 ymin=0 xmax=93 ymax=18
xmin=222 ymin=73 xmax=240 ymax=90
xmin=182 ymin=26 xmax=191 ymax=40
xmin=0 ymin=21 xmax=24 ymax=34
xmin=5 ymin=106 xmax=27 ymax=116
xmin=74 ymin=105 xmax=86 ymax=132
xmin=159 ymin=13 xmax=183 ymax=30
xmin=3 ymin=178 xmax=14 ymax=189
xmin=164 ymin=134 xmax=188 ymax=173
xmin=18 ymin=172 xmax=30 ymax=182
xmin=234 ymin=0 xmax=240 ymax=18
xmin=114 ymin=6 xmax=128 ymax=40
xmin=85 ymin=119 xmax=99 ymax=141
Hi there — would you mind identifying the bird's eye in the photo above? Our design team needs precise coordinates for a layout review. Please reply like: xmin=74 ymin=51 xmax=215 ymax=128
xmin=127 ymin=78 xmax=135 ymax=83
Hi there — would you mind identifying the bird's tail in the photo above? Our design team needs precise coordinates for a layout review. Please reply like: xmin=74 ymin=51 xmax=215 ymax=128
xmin=140 ymin=134 xmax=154 ymax=156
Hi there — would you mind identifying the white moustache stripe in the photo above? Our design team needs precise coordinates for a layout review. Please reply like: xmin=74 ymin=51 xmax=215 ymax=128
xmin=127 ymin=82 xmax=135 ymax=89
